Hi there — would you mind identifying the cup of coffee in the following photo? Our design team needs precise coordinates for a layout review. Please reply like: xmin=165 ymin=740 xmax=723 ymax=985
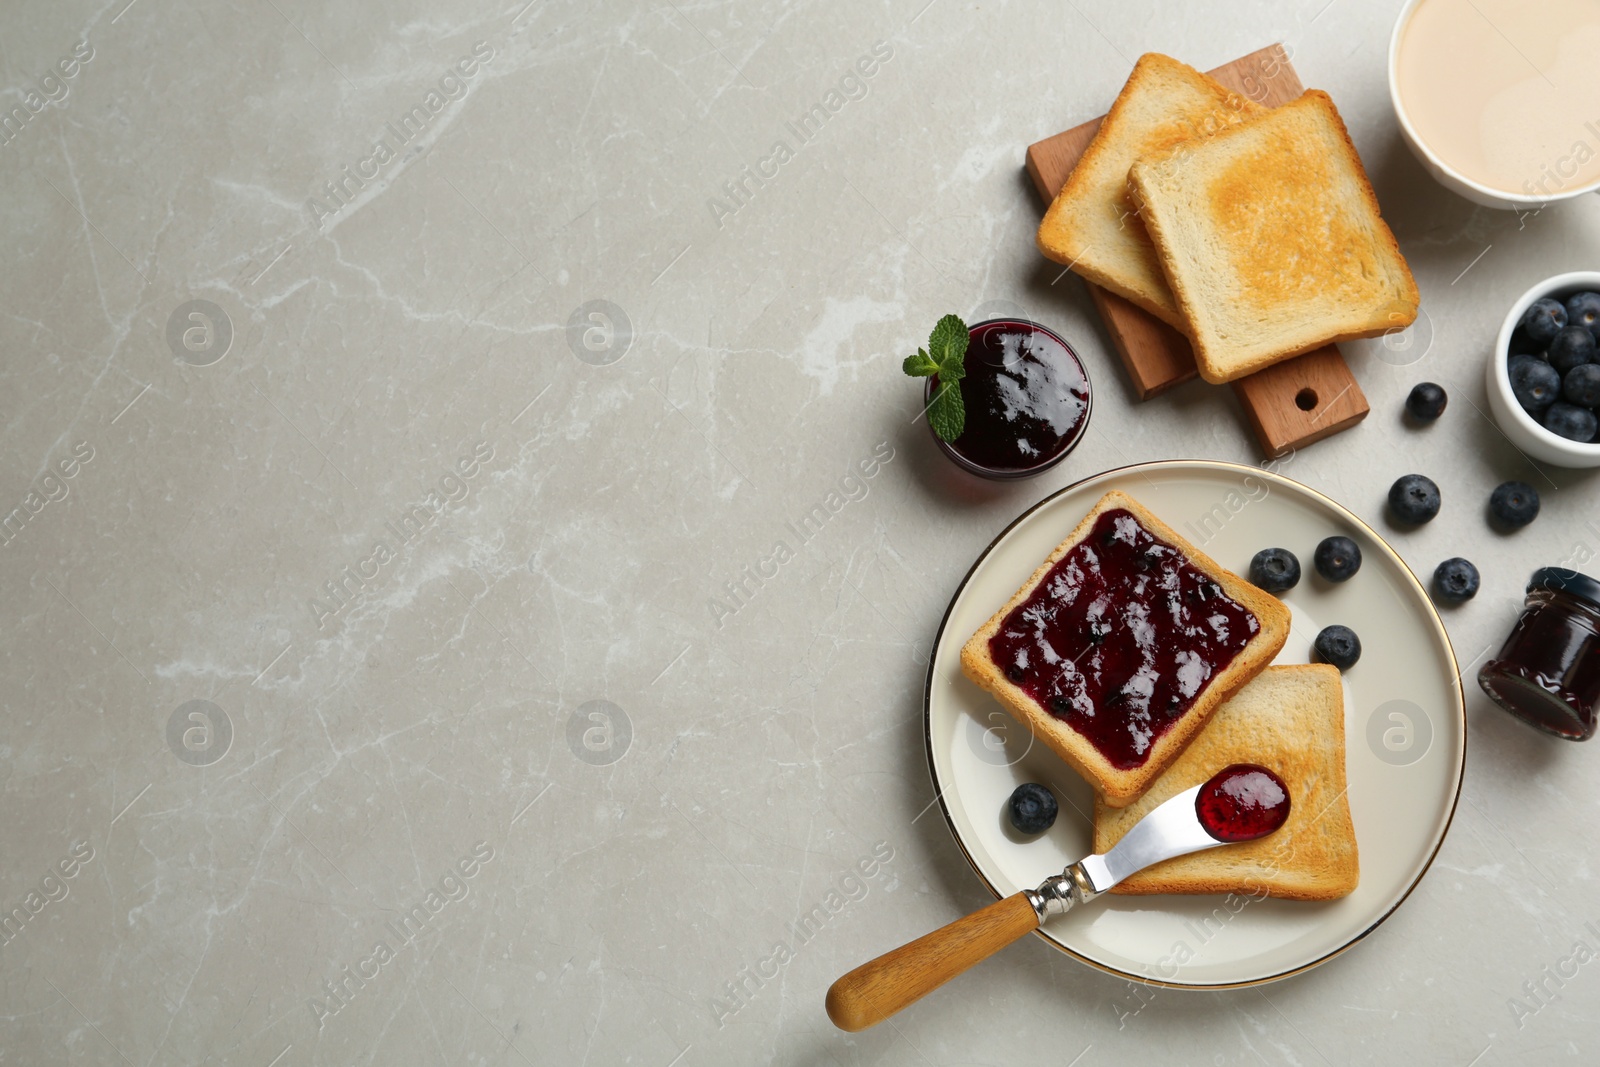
xmin=1388 ymin=0 xmax=1600 ymax=210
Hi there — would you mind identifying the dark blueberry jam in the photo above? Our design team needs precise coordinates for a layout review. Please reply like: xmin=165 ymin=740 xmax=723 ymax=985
xmin=1195 ymin=764 xmax=1291 ymax=843
xmin=987 ymin=508 xmax=1260 ymax=769
xmin=929 ymin=319 xmax=1090 ymax=478
xmin=1479 ymin=568 xmax=1600 ymax=740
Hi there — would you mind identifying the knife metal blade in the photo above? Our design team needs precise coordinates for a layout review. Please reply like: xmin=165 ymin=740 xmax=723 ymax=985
xmin=1026 ymin=784 xmax=1224 ymax=920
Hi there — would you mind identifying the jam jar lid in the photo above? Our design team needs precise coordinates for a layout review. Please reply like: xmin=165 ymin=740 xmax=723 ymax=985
xmin=1528 ymin=567 xmax=1600 ymax=608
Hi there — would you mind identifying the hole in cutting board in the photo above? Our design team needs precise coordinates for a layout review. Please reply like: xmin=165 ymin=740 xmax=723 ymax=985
xmin=1294 ymin=388 xmax=1319 ymax=412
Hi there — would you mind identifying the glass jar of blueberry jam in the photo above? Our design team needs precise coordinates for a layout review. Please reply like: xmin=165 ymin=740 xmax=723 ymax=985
xmin=925 ymin=319 xmax=1091 ymax=480
xmin=1478 ymin=568 xmax=1600 ymax=740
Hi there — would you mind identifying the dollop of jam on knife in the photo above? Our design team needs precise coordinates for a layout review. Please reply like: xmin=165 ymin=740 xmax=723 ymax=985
xmin=1194 ymin=764 xmax=1290 ymax=843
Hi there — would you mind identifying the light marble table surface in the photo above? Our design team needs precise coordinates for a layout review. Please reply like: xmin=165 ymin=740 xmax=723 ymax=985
xmin=3 ymin=0 xmax=1599 ymax=1064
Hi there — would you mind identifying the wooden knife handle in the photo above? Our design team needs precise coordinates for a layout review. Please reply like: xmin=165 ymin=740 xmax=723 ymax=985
xmin=824 ymin=891 xmax=1040 ymax=1032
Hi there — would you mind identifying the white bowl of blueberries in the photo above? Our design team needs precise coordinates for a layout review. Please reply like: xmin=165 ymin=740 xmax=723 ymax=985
xmin=1490 ymin=271 xmax=1600 ymax=467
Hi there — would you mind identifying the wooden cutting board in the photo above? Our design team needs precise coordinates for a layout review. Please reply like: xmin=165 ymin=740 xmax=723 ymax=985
xmin=1026 ymin=44 xmax=1368 ymax=457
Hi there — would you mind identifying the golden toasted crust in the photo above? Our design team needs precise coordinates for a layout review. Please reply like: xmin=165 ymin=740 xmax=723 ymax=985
xmin=1093 ymin=664 xmax=1359 ymax=901
xmin=1036 ymin=53 xmax=1262 ymax=330
xmin=959 ymin=490 xmax=1290 ymax=807
xmin=1128 ymin=89 xmax=1420 ymax=384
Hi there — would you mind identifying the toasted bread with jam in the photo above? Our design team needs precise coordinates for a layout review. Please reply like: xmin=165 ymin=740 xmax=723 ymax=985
xmin=960 ymin=490 xmax=1290 ymax=806
xmin=1093 ymin=664 xmax=1359 ymax=900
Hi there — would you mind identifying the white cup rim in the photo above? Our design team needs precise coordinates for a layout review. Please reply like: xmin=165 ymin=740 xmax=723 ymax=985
xmin=1387 ymin=0 xmax=1600 ymax=207
xmin=1494 ymin=271 xmax=1600 ymax=454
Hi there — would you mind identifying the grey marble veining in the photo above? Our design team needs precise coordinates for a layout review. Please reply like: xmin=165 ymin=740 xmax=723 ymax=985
xmin=3 ymin=0 xmax=1600 ymax=1063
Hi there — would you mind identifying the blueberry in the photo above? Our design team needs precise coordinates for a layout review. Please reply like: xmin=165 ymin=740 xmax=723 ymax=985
xmin=1564 ymin=363 xmax=1600 ymax=407
xmin=1508 ymin=353 xmax=1546 ymax=375
xmin=1007 ymin=782 xmax=1058 ymax=835
xmin=1314 ymin=536 xmax=1362 ymax=582
xmin=1433 ymin=557 xmax=1480 ymax=602
xmin=1404 ymin=382 xmax=1448 ymax=423
xmin=1313 ymin=625 xmax=1361 ymax=671
xmin=1489 ymin=481 xmax=1540 ymax=529
xmin=1388 ymin=474 xmax=1441 ymax=525
xmin=1507 ymin=328 xmax=1545 ymax=358
xmin=1521 ymin=297 xmax=1568 ymax=345
xmin=1248 ymin=548 xmax=1301 ymax=594
xmin=1565 ymin=291 xmax=1600 ymax=338
xmin=1544 ymin=401 xmax=1598 ymax=442
xmin=1548 ymin=326 xmax=1596 ymax=375
xmin=1510 ymin=356 xmax=1562 ymax=415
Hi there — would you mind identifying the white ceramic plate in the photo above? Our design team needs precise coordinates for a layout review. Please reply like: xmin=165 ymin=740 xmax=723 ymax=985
xmin=925 ymin=460 xmax=1466 ymax=988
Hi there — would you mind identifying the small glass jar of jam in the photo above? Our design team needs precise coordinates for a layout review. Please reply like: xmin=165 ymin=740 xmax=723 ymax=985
xmin=924 ymin=319 xmax=1091 ymax=480
xmin=1478 ymin=568 xmax=1600 ymax=740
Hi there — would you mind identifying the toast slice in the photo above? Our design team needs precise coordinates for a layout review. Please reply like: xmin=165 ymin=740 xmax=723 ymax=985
xmin=1127 ymin=89 xmax=1420 ymax=384
xmin=1036 ymin=53 xmax=1262 ymax=330
xmin=960 ymin=490 xmax=1290 ymax=806
xmin=1093 ymin=664 xmax=1358 ymax=900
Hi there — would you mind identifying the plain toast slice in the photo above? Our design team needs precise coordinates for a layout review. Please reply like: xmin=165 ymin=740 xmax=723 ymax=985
xmin=960 ymin=490 xmax=1290 ymax=806
xmin=1093 ymin=664 xmax=1359 ymax=900
xmin=1127 ymin=89 xmax=1419 ymax=384
xmin=1036 ymin=53 xmax=1261 ymax=330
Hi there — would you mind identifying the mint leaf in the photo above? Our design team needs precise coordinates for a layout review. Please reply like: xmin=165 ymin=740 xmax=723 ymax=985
xmin=901 ymin=313 xmax=969 ymax=442
xmin=936 ymin=352 xmax=965 ymax=383
xmin=927 ymin=314 xmax=969 ymax=378
xmin=902 ymin=349 xmax=939 ymax=376
xmin=927 ymin=379 xmax=965 ymax=441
